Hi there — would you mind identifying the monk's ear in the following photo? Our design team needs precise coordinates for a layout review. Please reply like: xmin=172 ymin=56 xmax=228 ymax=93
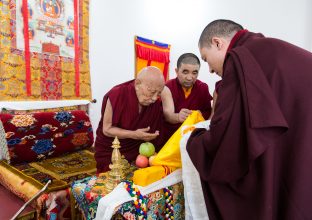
xmin=135 ymin=79 xmax=142 ymax=89
xmin=211 ymin=37 xmax=223 ymax=50
xmin=175 ymin=68 xmax=178 ymax=75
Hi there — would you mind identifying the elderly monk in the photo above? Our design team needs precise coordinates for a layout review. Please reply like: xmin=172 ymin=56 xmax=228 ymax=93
xmin=161 ymin=53 xmax=212 ymax=138
xmin=95 ymin=66 xmax=165 ymax=173
xmin=187 ymin=19 xmax=312 ymax=220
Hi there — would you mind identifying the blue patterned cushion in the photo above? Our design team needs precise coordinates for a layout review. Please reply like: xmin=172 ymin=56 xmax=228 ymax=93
xmin=0 ymin=110 xmax=93 ymax=164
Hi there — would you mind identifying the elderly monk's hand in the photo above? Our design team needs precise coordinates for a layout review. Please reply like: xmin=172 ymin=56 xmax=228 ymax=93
xmin=178 ymin=108 xmax=192 ymax=123
xmin=135 ymin=126 xmax=159 ymax=141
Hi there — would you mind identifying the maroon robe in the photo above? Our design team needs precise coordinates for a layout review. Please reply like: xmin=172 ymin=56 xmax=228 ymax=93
xmin=164 ymin=78 xmax=212 ymax=138
xmin=95 ymin=80 xmax=164 ymax=172
xmin=187 ymin=31 xmax=312 ymax=219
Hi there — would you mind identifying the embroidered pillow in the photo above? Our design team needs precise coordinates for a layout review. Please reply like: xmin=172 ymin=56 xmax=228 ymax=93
xmin=0 ymin=110 xmax=94 ymax=164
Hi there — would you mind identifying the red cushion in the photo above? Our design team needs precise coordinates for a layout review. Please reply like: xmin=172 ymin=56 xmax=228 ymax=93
xmin=0 ymin=110 xmax=94 ymax=164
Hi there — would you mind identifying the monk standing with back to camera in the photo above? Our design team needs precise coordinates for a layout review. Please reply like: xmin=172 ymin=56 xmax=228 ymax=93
xmin=187 ymin=19 xmax=312 ymax=219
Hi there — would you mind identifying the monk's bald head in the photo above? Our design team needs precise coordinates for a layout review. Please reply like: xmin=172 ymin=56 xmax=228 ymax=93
xmin=135 ymin=66 xmax=165 ymax=106
xmin=137 ymin=66 xmax=165 ymax=85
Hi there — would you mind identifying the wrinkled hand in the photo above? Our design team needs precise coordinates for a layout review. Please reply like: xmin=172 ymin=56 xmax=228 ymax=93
xmin=135 ymin=126 xmax=159 ymax=141
xmin=178 ymin=108 xmax=192 ymax=123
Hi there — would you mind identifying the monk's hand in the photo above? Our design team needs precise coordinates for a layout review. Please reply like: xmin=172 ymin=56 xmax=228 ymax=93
xmin=135 ymin=127 xmax=159 ymax=141
xmin=177 ymin=108 xmax=192 ymax=123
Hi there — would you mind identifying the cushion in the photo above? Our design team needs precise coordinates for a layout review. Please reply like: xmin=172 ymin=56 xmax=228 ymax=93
xmin=0 ymin=149 xmax=96 ymax=219
xmin=0 ymin=110 xmax=93 ymax=164
xmin=0 ymin=149 xmax=97 ymax=200
xmin=1 ymin=104 xmax=89 ymax=114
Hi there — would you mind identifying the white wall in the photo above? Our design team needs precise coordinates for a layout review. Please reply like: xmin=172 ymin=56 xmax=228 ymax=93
xmin=89 ymin=0 xmax=312 ymax=131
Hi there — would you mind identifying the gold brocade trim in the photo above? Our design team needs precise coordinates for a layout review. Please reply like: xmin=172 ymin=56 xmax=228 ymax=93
xmin=29 ymin=150 xmax=96 ymax=180
xmin=0 ymin=160 xmax=68 ymax=193
xmin=0 ymin=150 xmax=96 ymax=193
xmin=70 ymin=188 xmax=78 ymax=220
xmin=0 ymin=160 xmax=44 ymax=191
xmin=0 ymin=169 xmax=39 ymax=202
xmin=16 ymin=210 xmax=36 ymax=220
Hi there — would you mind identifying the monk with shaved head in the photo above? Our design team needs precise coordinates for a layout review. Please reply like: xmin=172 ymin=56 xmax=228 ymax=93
xmin=95 ymin=66 xmax=165 ymax=173
xmin=187 ymin=19 xmax=312 ymax=219
xmin=161 ymin=53 xmax=213 ymax=140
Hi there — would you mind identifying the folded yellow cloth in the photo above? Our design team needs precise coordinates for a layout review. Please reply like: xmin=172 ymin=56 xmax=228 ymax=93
xmin=133 ymin=111 xmax=205 ymax=186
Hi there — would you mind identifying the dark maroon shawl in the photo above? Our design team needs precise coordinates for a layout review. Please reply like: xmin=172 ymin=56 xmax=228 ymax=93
xmin=95 ymin=80 xmax=164 ymax=172
xmin=187 ymin=31 xmax=312 ymax=219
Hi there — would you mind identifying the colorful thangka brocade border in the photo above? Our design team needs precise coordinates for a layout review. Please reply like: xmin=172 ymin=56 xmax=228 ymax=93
xmin=0 ymin=0 xmax=91 ymax=100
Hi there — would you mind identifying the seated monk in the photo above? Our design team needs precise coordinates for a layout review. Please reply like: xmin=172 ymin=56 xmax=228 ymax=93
xmin=94 ymin=66 xmax=165 ymax=173
xmin=161 ymin=53 xmax=213 ymax=139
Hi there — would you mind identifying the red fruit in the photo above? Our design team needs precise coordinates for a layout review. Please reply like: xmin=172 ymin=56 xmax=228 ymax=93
xmin=136 ymin=154 xmax=149 ymax=168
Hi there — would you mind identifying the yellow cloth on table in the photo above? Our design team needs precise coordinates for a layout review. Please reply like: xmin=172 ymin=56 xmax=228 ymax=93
xmin=133 ymin=111 xmax=205 ymax=186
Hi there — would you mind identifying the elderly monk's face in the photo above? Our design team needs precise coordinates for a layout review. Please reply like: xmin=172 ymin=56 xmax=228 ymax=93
xmin=176 ymin=63 xmax=199 ymax=89
xmin=200 ymin=45 xmax=226 ymax=77
xmin=136 ymin=81 xmax=164 ymax=106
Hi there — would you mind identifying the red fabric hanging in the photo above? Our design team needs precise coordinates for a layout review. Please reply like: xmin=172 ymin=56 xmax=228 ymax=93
xmin=22 ymin=0 xmax=31 ymax=96
xmin=136 ymin=42 xmax=170 ymax=63
xmin=74 ymin=0 xmax=80 ymax=97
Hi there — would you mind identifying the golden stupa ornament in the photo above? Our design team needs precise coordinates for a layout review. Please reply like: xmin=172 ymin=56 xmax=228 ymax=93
xmin=103 ymin=136 xmax=130 ymax=193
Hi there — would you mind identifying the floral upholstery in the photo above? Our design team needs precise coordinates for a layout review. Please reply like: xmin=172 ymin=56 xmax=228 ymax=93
xmin=0 ymin=110 xmax=93 ymax=164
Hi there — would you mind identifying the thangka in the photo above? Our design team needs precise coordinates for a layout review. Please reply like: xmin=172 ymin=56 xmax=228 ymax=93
xmin=135 ymin=36 xmax=170 ymax=81
xmin=0 ymin=0 xmax=91 ymax=100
